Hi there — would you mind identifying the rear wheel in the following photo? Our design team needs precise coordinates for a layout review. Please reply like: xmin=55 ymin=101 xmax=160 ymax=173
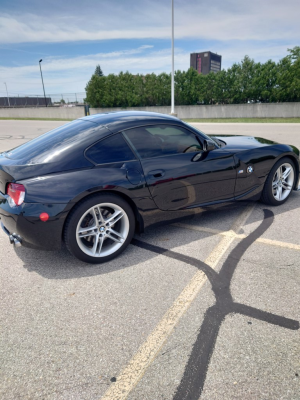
xmin=64 ymin=194 xmax=135 ymax=263
xmin=261 ymin=157 xmax=295 ymax=206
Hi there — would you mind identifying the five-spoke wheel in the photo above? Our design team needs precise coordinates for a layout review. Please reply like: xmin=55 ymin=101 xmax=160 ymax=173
xmin=272 ymin=163 xmax=294 ymax=202
xmin=261 ymin=157 xmax=296 ymax=206
xmin=64 ymin=194 xmax=135 ymax=263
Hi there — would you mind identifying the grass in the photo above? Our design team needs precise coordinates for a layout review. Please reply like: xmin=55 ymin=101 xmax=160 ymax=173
xmin=183 ymin=118 xmax=300 ymax=123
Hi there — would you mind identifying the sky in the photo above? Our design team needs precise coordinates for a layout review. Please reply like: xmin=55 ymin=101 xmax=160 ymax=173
xmin=0 ymin=0 xmax=299 ymax=99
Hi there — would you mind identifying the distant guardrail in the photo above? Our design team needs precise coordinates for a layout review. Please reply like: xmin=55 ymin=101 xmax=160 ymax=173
xmin=91 ymin=103 xmax=300 ymax=119
xmin=0 ymin=102 xmax=299 ymax=120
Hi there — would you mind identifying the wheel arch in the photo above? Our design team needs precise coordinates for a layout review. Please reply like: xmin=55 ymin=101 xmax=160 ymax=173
xmin=62 ymin=189 xmax=144 ymax=241
xmin=276 ymin=154 xmax=299 ymax=189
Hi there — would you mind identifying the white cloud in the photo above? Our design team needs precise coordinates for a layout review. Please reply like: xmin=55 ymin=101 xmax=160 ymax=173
xmin=0 ymin=0 xmax=299 ymax=96
xmin=0 ymin=40 xmax=297 ymax=97
xmin=0 ymin=0 xmax=299 ymax=43
xmin=0 ymin=46 xmax=188 ymax=95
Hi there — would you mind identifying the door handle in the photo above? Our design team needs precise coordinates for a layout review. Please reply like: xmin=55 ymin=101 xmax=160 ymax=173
xmin=149 ymin=169 xmax=165 ymax=179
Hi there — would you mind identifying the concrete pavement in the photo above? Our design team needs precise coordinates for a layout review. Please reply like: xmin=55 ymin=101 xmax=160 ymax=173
xmin=0 ymin=120 xmax=299 ymax=400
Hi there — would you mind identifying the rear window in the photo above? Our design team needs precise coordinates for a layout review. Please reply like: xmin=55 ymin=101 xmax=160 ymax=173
xmin=85 ymin=134 xmax=136 ymax=164
xmin=5 ymin=120 xmax=96 ymax=164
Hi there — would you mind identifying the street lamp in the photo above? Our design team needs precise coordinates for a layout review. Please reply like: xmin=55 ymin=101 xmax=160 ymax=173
xmin=39 ymin=59 xmax=47 ymax=107
xmin=171 ymin=0 xmax=175 ymax=115
xmin=4 ymin=82 xmax=10 ymax=107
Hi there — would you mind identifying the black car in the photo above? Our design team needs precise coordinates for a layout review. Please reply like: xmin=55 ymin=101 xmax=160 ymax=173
xmin=0 ymin=111 xmax=299 ymax=263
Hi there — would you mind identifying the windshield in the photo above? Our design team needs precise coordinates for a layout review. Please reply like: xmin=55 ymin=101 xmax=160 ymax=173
xmin=182 ymin=122 xmax=219 ymax=146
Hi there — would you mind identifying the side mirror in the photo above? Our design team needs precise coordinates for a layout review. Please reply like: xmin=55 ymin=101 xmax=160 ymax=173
xmin=203 ymin=139 xmax=216 ymax=152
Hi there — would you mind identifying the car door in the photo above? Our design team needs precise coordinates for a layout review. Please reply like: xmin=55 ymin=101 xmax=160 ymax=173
xmin=123 ymin=124 xmax=236 ymax=211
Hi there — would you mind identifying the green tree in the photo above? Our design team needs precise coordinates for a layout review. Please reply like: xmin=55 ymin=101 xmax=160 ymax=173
xmin=276 ymin=56 xmax=293 ymax=102
xmin=286 ymin=46 xmax=300 ymax=101
xmin=102 ymin=74 xmax=118 ymax=107
xmin=214 ymin=70 xmax=229 ymax=104
xmin=238 ymin=55 xmax=256 ymax=102
xmin=94 ymin=65 xmax=104 ymax=77
xmin=200 ymin=72 xmax=217 ymax=104
xmin=116 ymin=72 xmax=142 ymax=107
xmin=225 ymin=63 xmax=242 ymax=103
xmin=84 ymin=47 xmax=300 ymax=107
xmin=287 ymin=46 xmax=300 ymax=61
xmin=144 ymin=73 xmax=160 ymax=106
xmin=252 ymin=60 xmax=277 ymax=102
xmin=175 ymin=68 xmax=200 ymax=105
xmin=85 ymin=75 xmax=106 ymax=107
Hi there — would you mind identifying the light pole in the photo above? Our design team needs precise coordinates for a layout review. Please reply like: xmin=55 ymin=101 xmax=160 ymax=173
xmin=4 ymin=82 xmax=10 ymax=107
xmin=171 ymin=0 xmax=175 ymax=115
xmin=39 ymin=59 xmax=47 ymax=107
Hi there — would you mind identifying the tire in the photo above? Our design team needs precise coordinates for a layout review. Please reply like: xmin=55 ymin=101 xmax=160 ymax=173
xmin=260 ymin=157 xmax=295 ymax=206
xmin=64 ymin=193 xmax=135 ymax=263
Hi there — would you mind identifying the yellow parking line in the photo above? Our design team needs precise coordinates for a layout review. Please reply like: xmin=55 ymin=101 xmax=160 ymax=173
xmin=173 ymin=223 xmax=300 ymax=251
xmin=100 ymin=205 xmax=254 ymax=400
xmin=257 ymin=237 xmax=300 ymax=250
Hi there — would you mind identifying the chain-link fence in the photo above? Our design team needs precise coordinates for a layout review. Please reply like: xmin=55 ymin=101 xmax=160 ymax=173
xmin=0 ymin=93 xmax=87 ymax=107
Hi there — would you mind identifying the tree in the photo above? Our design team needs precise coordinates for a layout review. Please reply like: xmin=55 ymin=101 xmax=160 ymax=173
xmin=286 ymin=47 xmax=300 ymax=101
xmin=84 ymin=47 xmax=300 ymax=107
xmin=253 ymin=60 xmax=277 ymax=102
xmin=85 ymin=75 xmax=106 ymax=107
xmin=144 ymin=73 xmax=160 ymax=106
xmin=287 ymin=46 xmax=300 ymax=61
xmin=94 ymin=65 xmax=104 ymax=77
xmin=157 ymin=73 xmax=171 ymax=106
xmin=238 ymin=55 xmax=256 ymax=102
xmin=214 ymin=70 xmax=229 ymax=104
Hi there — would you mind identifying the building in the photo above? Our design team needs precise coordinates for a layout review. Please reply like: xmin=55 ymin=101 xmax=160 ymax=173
xmin=190 ymin=51 xmax=222 ymax=75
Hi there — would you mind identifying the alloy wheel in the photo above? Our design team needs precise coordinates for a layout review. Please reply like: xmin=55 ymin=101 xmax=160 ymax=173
xmin=76 ymin=202 xmax=130 ymax=257
xmin=272 ymin=163 xmax=294 ymax=202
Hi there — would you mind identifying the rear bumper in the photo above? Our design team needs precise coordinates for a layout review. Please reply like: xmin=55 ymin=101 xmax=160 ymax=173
xmin=0 ymin=192 xmax=69 ymax=250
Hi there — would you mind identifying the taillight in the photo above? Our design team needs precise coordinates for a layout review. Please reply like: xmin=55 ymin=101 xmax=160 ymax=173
xmin=7 ymin=183 xmax=26 ymax=206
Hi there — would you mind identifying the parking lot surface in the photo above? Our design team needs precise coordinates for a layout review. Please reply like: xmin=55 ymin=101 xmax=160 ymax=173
xmin=0 ymin=120 xmax=299 ymax=399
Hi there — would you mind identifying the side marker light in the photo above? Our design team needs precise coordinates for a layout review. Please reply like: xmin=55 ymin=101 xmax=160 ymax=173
xmin=40 ymin=213 xmax=49 ymax=222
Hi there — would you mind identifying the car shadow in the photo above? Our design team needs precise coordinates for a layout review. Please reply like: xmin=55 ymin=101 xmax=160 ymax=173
xmin=14 ymin=194 xmax=300 ymax=280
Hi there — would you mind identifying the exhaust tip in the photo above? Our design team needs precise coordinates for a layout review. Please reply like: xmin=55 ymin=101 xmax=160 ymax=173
xmin=13 ymin=238 xmax=22 ymax=248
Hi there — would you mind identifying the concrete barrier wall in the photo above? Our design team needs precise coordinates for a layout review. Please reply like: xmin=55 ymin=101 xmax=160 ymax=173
xmin=1 ymin=103 xmax=299 ymax=120
xmin=0 ymin=107 xmax=84 ymax=119
xmin=91 ymin=102 xmax=300 ymax=119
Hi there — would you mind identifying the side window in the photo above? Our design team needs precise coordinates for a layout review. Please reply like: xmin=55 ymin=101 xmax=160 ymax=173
xmin=123 ymin=125 xmax=202 ymax=159
xmin=85 ymin=134 xmax=136 ymax=164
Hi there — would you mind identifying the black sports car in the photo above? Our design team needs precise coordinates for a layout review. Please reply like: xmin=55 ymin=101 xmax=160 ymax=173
xmin=0 ymin=111 xmax=299 ymax=263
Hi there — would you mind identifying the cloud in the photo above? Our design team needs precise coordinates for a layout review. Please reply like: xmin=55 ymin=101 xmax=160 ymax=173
xmin=0 ymin=0 xmax=298 ymax=96
xmin=0 ymin=46 xmax=188 ymax=95
xmin=139 ymin=45 xmax=154 ymax=49
xmin=0 ymin=40 xmax=296 ymax=97
xmin=0 ymin=0 xmax=299 ymax=44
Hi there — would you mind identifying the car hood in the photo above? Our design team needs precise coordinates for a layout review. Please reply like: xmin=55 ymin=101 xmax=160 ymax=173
xmin=211 ymin=135 xmax=279 ymax=151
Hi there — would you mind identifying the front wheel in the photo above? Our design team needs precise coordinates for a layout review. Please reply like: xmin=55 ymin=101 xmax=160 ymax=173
xmin=64 ymin=194 xmax=135 ymax=263
xmin=261 ymin=157 xmax=295 ymax=206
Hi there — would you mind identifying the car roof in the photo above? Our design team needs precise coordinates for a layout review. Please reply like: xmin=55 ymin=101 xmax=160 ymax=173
xmin=78 ymin=111 xmax=181 ymax=132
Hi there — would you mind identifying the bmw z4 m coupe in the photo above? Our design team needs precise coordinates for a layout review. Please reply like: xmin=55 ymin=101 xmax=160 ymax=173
xmin=0 ymin=111 xmax=299 ymax=263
